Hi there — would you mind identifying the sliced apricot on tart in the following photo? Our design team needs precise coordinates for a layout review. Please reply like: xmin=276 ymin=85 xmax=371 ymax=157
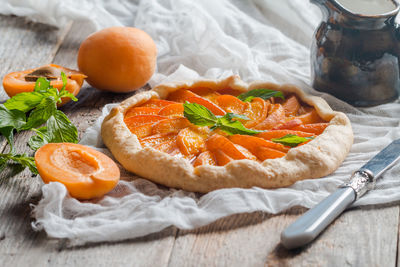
xmin=121 ymin=87 xmax=329 ymax=167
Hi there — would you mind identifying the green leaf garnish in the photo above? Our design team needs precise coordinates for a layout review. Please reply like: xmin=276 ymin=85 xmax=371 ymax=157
xmin=34 ymin=77 xmax=51 ymax=93
xmin=0 ymin=104 xmax=26 ymax=130
xmin=238 ymin=88 xmax=285 ymax=102
xmin=183 ymin=102 xmax=263 ymax=135
xmin=271 ymin=134 xmax=314 ymax=147
xmin=0 ymin=71 xmax=79 ymax=177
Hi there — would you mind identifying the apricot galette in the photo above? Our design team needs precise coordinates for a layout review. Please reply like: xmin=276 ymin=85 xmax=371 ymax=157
xmin=101 ymin=76 xmax=353 ymax=193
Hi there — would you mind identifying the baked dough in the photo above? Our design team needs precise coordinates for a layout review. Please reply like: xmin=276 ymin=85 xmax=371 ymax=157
xmin=101 ymin=76 xmax=353 ymax=193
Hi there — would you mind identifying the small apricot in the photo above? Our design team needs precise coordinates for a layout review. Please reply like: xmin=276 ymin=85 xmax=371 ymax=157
xmin=2 ymin=64 xmax=86 ymax=105
xmin=77 ymin=27 xmax=157 ymax=93
xmin=35 ymin=143 xmax=120 ymax=200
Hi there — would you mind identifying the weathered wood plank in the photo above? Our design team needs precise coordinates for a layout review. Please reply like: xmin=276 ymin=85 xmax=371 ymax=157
xmin=168 ymin=206 xmax=399 ymax=267
xmin=0 ymin=19 xmax=176 ymax=267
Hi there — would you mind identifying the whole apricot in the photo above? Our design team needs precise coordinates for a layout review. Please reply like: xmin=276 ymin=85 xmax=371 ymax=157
xmin=77 ymin=27 xmax=157 ymax=93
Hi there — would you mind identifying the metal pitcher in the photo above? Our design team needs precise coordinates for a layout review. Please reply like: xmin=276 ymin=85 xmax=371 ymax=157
xmin=311 ymin=0 xmax=400 ymax=106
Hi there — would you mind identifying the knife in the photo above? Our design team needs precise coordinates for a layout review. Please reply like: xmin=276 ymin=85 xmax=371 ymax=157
xmin=281 ymin=139 xmax=400 ymax=249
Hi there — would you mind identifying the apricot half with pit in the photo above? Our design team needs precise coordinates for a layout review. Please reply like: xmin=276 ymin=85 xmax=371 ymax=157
xmin=35 ymin=143 xmax=120 ymax=200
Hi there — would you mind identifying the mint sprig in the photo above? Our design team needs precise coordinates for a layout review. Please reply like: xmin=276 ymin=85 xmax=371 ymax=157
xmin=183 ymin=102 xmax=263 ymax=135
xmin=271 ymin=134 xmax=314 ymax=147
xmin=0 ymin=72 xmax=79 ymax=175
xmin=238 ymin=88 xmax=285 ymax=102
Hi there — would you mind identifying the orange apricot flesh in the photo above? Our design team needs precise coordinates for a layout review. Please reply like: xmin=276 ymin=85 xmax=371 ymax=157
xmin=35 ymin=143 xmax=120 ymax=200
xmin=2 ymin=64 xmax=86 ymax=106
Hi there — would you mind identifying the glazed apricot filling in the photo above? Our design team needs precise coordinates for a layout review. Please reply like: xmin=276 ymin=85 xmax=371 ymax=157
xmin=124 ymin=88 xmax=329 ymax=167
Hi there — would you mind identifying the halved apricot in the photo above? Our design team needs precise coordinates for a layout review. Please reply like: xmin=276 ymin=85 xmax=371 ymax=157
xmin=292 ymin=123 xmax=329 ymax=135
xmin=193 ymin=151 xmax=217 ymax=167
xmin=2 ymin=64 xmax=86 ymax=105
xmin=125 ymin=107 xmax=161 ymax=118
xmin=176 ymin=127 xmax=206 ymax=156
xmin=35 ymin=143 xmax=120 ymax=200
xmin=215 ymin=95 xmax=247 ymax=114
xmin=158 ymin=103 xmax=184 ymax=117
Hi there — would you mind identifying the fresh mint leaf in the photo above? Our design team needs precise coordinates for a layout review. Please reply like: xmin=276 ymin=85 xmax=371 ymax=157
xmin=183 ymin=102 xmax=263 ymax=136
xmin=0 ymin=105 xmax=26 ymax=130
xmin=29 ymin=111 xmax=78 ymax=150
xmin=271 ymin=134 xmax=314 ymax=147
xmin=61 ymin=72 xmax=67 ymax=91
xmin=4 ymin=92 xmax=46 ymax=112
xmin=28 ymin=127 xmax=48 ymax=151
xmin=238 ymin=88 xmax=285 ymax=102
xmin=23 ymin=97 xmax=57 ymax=130
xmin=10 ymin=154 xmax=37 ymax=174
xmin=223 ymin=113 xmax=250 ymax=121
xmin=183 ymin=102 xmax=217 ymax=126
xmin=216 ymin=116 xmax=263 ymax=135
xmin=34 ymin=77 xmax=51 ymax=93
xmin=0 ymin=126 xmax=14 ymax=152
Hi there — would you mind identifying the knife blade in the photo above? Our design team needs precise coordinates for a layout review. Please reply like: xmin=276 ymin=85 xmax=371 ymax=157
xmin=280 ymin=139 xmax=400 ymax=249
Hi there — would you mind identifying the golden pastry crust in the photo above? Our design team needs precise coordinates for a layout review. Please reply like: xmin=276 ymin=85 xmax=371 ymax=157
xmin=101 ymin=76 xmax=353 ymax=193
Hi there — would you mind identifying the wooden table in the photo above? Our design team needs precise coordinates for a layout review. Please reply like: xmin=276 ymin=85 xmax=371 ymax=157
xmin=0 ymin=15 xmax=398 ymax=267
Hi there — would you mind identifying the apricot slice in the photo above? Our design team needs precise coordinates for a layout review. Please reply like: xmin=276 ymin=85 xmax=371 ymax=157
xmin=206 ymin=134 xmax=249 ymax=160
xmin=167 ymin=89 xmax=198 ymax=102
xmin=212 ymin=149 xmax=233 ymax=166
xmin=124 ymin=115 xmax=167 ymax=128
xmin=189 ymin=87 xmax=221 ymax=102
xmin=153 ymin=139 xmax=178 ymax=153
xmin=35 ymin=143 xmax=120 ymax=200
xmin=253 ymin=104 xmax=286 ymax=130
xmin=2 ymin=64 xmax=86 ymax=105
xmin=257 ymin=130 xmax=314 ymax=140
xmin=296 ymin=109 xmax=324 ymax=124
xmin=253 ymin=146 xmax=286 ymax=160
xmin=142 ymin=99 xmax=176 ymax=108
xmin=125 ymin=107 xmax=161 ymax=118
xmin=152 ymin=117 xmax=191 ymax=134
xmin=158 ymin=103 xmax=184 ymax=117
xmin=127 ymin=123 xmax=153 ymax=138
xmin=292 ymin=123 xmax=329 ymax=135
xmin=229 ymin=134 xmax=289 ymax=154
xmin=215 ymin=95 xmax=247 ymax=114
xmin=140 ymin=132 xmax=176 ymax=147
xmin=272 ymin=118 xmax=302 ymax=130
xmin=186 ymin=96 xmax=226 ymax=116
xmin=77 ymin=27 xmax=157 ymax=93
xmin=243 ymin=97 xmax=269 ymax=128
xmin=282 ymin=95 xmax=300 ymax=116
xmin=193 ymin=151 xmax=217 ymax=167
xmin=176 ymin=127 xmax=206 ymax=156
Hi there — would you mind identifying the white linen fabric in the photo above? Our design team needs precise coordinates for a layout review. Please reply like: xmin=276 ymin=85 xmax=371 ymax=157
xmin=2 ymin=0 xmax=400 ymax=246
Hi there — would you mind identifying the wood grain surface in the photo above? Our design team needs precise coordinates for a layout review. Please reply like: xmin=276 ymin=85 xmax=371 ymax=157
xmin=0 ymin=15 xmax=399 ymax=267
